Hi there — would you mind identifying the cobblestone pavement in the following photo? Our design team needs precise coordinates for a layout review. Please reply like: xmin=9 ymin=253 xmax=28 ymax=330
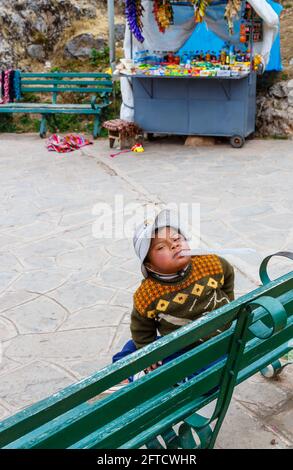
xmin=0 ymin=134 xmax=292 ymax=448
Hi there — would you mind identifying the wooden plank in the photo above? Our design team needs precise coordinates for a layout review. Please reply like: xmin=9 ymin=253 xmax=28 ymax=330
xmin=21 ymin=73 xmax=111 ymax=79
xmin=4 ymin=319 xmax=292 ymax=449
xmin=3 ymin=314 xmax=293 ymax=449
xmin=0 ymin=294 xmax=243 ymax=443
xmin=68 ymin=374 xmax=221 ymax=449
xmin=4 ymin=363 xmax=226 ymax=449
xmin=0 ymin=108 xmax=101 ymax=115
xmin=0 ymin=272 xmax=292 ymax=448
xmin=21 ymin=87 xmax=112 ymax=94
xmin=1 ymin=103 xmax=92 ymax=109
xmin=21 ymin=80 xmax=113 ymax=87
xmin=121 ymin=342 xmax=291 ymax=450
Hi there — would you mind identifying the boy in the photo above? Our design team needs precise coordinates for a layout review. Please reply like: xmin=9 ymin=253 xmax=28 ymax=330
xmin=112 ymin=209 xmax=234 ymax=377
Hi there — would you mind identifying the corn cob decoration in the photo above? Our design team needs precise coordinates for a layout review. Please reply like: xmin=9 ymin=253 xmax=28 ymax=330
xmin=224 ymin=0 xmax=242 ymax=34
xmin=153 ymin=0 xmax=174 ymax=33
xmin=191 ymin=0 xmax=213 ymax=23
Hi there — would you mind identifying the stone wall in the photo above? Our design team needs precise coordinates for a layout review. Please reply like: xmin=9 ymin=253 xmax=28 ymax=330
xmin=256 ymin=79 xmax=293 ymax=138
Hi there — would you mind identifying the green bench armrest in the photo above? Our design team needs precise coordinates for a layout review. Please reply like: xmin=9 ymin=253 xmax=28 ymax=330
xmin=91 ymin=92 xmax=111 ymax=110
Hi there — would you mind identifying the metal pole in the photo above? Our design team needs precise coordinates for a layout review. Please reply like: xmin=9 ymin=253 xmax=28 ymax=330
xmin=107 ymin=0 xmax=116 ymax=71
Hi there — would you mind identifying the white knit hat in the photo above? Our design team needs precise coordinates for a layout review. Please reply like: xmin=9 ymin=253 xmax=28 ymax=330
xmin=133 ymin=209 xmax=189 ymax=278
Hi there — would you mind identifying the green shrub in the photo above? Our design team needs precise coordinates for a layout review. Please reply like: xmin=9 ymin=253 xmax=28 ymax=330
xmin=0 ymin=114 xmax=16 ymax=132
xmin=90 ymin=47 xmax=110 ymax=67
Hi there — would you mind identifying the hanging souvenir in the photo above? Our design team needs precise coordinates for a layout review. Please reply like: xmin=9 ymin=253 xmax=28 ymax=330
xmin=125 ymin=0 xmax=144 ymax=43
xmin=153 ymin=0 xmax=174 ymax=33
xmin=191 ymin=0 xmax=213 ymax=24
xmin=224 ymin=0 xmax=242 ymax=34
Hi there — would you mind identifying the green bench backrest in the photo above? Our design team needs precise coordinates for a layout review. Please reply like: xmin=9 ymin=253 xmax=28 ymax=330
xmin=19 ymin=72 xmax=113 ymax=103
xmin=0 ymin=255 xmax=292 ymax=449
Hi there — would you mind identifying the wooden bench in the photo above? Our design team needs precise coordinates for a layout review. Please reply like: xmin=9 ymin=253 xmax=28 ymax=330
xmin=0 ymin=72 xmax=113 ymax=139
xmin=0 ymin=252 xmax=292 ymax=449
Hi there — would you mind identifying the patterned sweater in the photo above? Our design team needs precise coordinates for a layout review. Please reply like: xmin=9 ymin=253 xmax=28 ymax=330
xmin=131 ymin=255 xmax=235 ymax=349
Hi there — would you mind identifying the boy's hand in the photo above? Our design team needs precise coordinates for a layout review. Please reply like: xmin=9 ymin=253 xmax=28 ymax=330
xmin=144 ymin=361 xmax=162 ymax=373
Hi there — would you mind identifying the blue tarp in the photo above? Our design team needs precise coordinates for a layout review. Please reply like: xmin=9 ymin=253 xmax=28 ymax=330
xmin=178 ymin=0 xmax=282 ymax=71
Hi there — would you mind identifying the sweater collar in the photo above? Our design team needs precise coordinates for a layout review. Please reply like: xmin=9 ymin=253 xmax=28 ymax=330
xmin=147 ymin=262 xmax=192 ymax=284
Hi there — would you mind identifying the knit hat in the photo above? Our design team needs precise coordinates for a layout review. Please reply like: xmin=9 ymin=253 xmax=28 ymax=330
xmin=133 ymin=209 xmax=190 ymax=278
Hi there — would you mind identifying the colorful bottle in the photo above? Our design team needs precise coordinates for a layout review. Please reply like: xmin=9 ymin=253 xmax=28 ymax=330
xmin=229 ymin=46 xmax=235 ymax=65
xmin=240 ymin=23 xmax=247 ymax=43
xmin=220 ymin=49 xmax=226 ymax=65
xmin=246 ymin=48 xmax=251 ymax=62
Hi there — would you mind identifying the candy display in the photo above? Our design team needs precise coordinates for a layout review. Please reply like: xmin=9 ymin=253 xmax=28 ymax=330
xmin=116 ymin=48 xmax=263 ymax=78
xmin=242 ymin=2 xmax=263 ymax=42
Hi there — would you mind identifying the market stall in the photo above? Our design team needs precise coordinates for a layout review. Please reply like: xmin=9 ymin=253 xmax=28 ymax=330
xmin=111 ymin=0 xmax=280 ymax=147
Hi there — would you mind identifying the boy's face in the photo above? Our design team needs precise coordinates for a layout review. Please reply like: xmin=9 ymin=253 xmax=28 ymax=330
xmin=144 ymin=226 xmax=191 ymax=275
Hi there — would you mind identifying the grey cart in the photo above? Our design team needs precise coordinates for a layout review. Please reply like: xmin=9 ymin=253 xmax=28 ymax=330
xmin=131 ymin=72 xmax=257 ymax=148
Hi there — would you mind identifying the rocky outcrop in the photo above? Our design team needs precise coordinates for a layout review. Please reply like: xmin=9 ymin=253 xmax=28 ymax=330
xmin=64 ymin=33 xmax=105 ymax=59
xmin=0 ymin=0 xmax=105 ymax=67
xmin=0 ymin=0 xmax=125 ymax=68
xmin=256 ymin=78 xmax=293 ymax=138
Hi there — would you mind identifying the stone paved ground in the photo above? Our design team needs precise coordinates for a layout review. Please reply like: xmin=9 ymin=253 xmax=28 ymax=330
xmin=0 ymin=134 xmax=292 ymax=448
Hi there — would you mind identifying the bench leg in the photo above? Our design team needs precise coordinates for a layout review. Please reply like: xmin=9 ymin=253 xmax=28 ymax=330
xmin=93 ymin=114 xmax=101 ymax=140
xmin=260 ymin=359 xmax=292 ymax=378
xmin=40 ymin=115 xmax=47 ymax=138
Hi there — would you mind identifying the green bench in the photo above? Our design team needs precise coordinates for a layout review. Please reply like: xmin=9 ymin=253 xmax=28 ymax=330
xmin=0 ymin=72 xmax=113 ymax=139
xmin=0 ymin=252 xmax=292 ymax=449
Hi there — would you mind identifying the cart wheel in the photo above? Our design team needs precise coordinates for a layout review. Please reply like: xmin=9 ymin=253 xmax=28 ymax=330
xmin=230 ymin=135 xmax=244 ymax=148
xmin=147 ymin=133 xmax=155 ymax=141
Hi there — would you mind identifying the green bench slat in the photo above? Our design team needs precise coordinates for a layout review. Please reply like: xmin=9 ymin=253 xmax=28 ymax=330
xmin=2 ymin=364 xmax=227 ymax=449
xmin=120 ymin=394 xmax=215 ymax=450
xmin=68 ymin=368 xmax=224 ymax=450
xmin=1 ymin=279 xmax=292 ymax=445
xmin=1 ymin=104 xmax=95 ymax=109
xmin=21 ymin=73 xmax=111 ymax=79
xmin=4 ymin=320 xmax=292 ymax=449
xmin=0 ymin=108 xmax=102 ymax=115
xmin=21 ymin=80 xmax=113 ymax=87
xmin=21 ymin=87 xmax=112 ymax=94
xmin=1 ymin=270 xmax=292 ymax=449
xmin=121 ymin=342 xmax=290 ymax=450
xmin=1 ymin=273 xmax=286 ymax=446
xmin=70 ymin=334 xmax=292 ymax=450
xmin=0 ymin=309 xmax=235 ymax=447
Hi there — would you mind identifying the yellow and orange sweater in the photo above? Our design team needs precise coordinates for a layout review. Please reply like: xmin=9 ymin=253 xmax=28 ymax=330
xmin=131 ymin=255 xmax=235 ymax=349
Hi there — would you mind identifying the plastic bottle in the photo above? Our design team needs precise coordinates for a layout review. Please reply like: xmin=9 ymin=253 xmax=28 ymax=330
xmin=246 ymin=48 xmax=251 ymax=63
xmin=229 ymin=46 xmax=235 ymax=65
xmin=240 ymin=23 xmax=247 ymax=43
xmin=220 ymin=49 xmax=226 ymax=65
